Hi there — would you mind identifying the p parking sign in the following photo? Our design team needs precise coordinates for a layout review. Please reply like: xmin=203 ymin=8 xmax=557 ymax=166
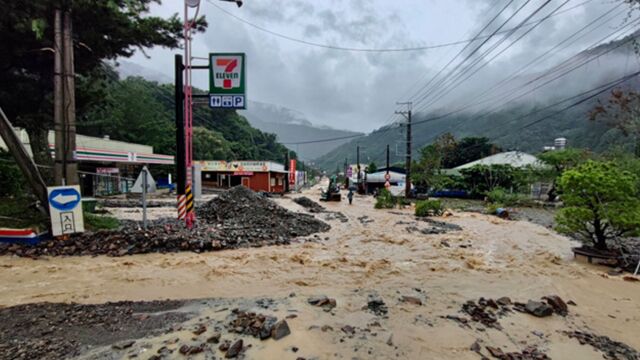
xmin=209 ymin=53 xmax=246 ymax=109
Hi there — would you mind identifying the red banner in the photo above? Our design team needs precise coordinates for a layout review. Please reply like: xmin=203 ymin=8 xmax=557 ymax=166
xmin=289 ymin=159 xmax=296 ymax=185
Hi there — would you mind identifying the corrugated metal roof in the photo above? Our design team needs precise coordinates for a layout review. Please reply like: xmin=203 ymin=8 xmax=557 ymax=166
xmin=453 ymin=151 xmax=543 ymax=170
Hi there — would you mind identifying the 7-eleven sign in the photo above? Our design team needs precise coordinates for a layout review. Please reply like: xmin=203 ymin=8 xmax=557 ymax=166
xmin=209 ymin=53 xmax=246 ymax=109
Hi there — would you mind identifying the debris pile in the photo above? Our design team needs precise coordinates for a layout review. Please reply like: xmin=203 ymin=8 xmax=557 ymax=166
xmin=198 ymin=186 xmax=330 ymax=238
xmin=366 ymin=295 xmax=388 ymax=317
xmin=0 ymin=300 xmax=187 ymax=360
xmin=564 ymin=331 xmax=640 ymax=360
xmin=293 ymin=197 xmax=326 ymax=213
xmin=0 ymin=186 xmax=330 ymax=258
xmin=483 ymin=345 xmax=550 ymax=360
xmin=448 ymin=295 xmax=571 ymax=330
xmin=226 ymin=309 xmax=291 ymax=341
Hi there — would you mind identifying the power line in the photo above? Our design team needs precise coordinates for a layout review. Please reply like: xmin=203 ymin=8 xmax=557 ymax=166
xmin=412 ymin=0 xmax=550 ymax=110
xmin=407 ymin=0 xmax=519 ymax=104
xmin=206 ymin=0 xmax=594 ymax=53
xmin=417 ymin=0 xmax=567 ymax=112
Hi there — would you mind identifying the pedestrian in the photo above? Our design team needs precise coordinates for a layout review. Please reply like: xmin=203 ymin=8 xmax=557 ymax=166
xmin=347 ymin=189 xmax=354 ymax=205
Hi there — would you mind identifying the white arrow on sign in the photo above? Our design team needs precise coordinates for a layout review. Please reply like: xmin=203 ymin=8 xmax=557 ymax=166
xmin=53 ymin=193 xmax=79 ymax=205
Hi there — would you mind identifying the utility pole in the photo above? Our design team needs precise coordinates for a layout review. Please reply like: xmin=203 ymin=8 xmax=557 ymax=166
xmin=396 ymin=102 xmax=412 ymax=198
xmin=284 ymin=150 xmax=290 ymax=193
xmin=53 ymin=9 xmax=64 ymax=185
xmin=0 ymin=107 xmax=49 ymax=213
xmin=53 ymin=8 xmax=78 ymax=186
xmin=356 ymin=145 xmax=361 ymax=192
xmin=62 ymin=10 xmax=78 ymax=185
xmin=386 ymin=144 xmax=390 ymax=174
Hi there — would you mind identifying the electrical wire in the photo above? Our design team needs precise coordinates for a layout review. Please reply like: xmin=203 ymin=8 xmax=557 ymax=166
xmin=205 ymin=0 xmax=594 ymax=53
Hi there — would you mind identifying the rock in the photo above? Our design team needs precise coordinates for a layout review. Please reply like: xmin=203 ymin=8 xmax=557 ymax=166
xmin=496 ymin=297 xmax=511 ymax=306
xmin=112 ymin=340 xmax=135 ymax=350
xmin=321 ymin=325 xmax=333 ymax=332
xmin=486 ymin=346 xmax=505 ymax=358
xmin=567 ymin=300 xmax=577 ymax=306
xmin=525 ymin=300 xmax=553 ymax=317
xmin=341 ymin=325 xmax=356 ymax=335
xmin=386 ymin=334 xmax=394 ymax=346
xmin=307 ymin=295 xmax=336 ymax=311
xmin=179 ymin=344 xmax=204 ymax=355
xmin=543 ymin=295 xmax=568 ymax=316
xmin=400 ymin=296 xmax=422 ymax=306
xmin=470 ymin=341 xmax=481 ymax=352
xmin=225 ymin=339 xmax=243 ymax=358
xmin=367 ymin=295 xmax=388 ymax=316
xmin=192 ymin=324 xmax=207 ymax=335
xmin=271 ymin=320 xmax=291 ymax=340
xmin=207 ymin=332 xmax=221 ymax=344
xmin=218 ymin=340 xmax=231 ymax=352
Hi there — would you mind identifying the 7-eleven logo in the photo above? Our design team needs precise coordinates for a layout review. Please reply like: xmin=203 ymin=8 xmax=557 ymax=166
xmin=213 ymin=56 xmax=242 ymax=90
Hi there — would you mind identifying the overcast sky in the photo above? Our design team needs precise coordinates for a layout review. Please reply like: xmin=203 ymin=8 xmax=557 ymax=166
xmin=125 ymin=0 xmax=636 ymax=132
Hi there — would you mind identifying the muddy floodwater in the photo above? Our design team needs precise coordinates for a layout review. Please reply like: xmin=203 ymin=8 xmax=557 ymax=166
xmin=1 ymin=182 xmax=639 ymax=359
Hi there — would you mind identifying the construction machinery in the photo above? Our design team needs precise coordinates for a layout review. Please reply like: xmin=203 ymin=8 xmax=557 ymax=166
xmin=320 ymin=175 xmax=341 ymax=202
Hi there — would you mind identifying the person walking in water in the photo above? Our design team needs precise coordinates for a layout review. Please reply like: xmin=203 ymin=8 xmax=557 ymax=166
xmin=347 ymin=189 xmax=354 ymax=205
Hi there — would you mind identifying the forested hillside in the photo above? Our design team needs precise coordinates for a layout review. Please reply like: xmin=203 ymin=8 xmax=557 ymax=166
xmin=80 ymin=74 xmax=294 ymax=163
xmin=316 ymin=30 xmax=640 ymax=171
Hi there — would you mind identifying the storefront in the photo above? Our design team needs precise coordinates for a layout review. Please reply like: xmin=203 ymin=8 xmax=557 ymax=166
xmin=198 ymin=160 xmax=288 ymax=193
xmin=0 ymin=128 xmax=174 ymax=197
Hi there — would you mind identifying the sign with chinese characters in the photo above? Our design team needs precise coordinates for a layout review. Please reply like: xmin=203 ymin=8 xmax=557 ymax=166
xmin=47 ymin=185 xmax=84 ymax=236
xmin=209 ymin=53 xmax=246 ymax=109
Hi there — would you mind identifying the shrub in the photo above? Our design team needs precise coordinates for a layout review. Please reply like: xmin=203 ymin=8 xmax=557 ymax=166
xmin=555 ymin=161 xmax=640 ymax=250
xmin=415 ymin=199 xmax=444 ymax=217
xmin=374 ymin=189 xmax=396 ymax=209
xmin=84 ymin=213 xmax=120 ymax=230
xmin=485 ymin=187 xmax=529 ymax=206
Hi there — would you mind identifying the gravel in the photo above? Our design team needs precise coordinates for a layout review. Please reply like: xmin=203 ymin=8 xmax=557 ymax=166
xmin=0 ymin=186 xmax=330 ymax=258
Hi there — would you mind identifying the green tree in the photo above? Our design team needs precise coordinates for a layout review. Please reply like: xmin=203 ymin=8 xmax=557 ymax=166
xmin=0 ymin=0 xmax=205 ymax=169
xmin=366 ymin=162 xmax=377 ymax=173
xmin=451 ymin=137 xmax=501 ymax=167
xmin=537 ymin=148 xmax=590 ymax=200
xmin=556 ymin=161 xmax=640 ymax=250
xmin=459 ymin=164 xmax=526 ymax=197
xmin=192 ymin=127 xmax=233 ymax=160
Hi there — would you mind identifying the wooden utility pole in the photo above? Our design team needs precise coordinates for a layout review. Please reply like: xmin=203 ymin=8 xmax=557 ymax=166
xmin=62 ymin=10 xmax=78 ymax=185
xmin=0 ymin=107 xmax=49 ymax=213
xmin=396 ymin=102 xmax=412 ymax=198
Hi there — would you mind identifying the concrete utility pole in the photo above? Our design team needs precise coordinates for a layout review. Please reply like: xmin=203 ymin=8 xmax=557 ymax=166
xmin=62 ymin=10 xmax=78 ymax=185
xmin=53 ymin=9 xmax=78 ymax=186
xmin=0 ymin=107 xmax=49 ymax=213
xmin=396 ymin=102 xmax=412 ymax=198
xmin=53 ymin=9 xmax=64 ymax=185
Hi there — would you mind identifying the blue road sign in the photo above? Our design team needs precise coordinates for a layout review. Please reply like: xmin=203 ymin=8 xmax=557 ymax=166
xmin=48 ymin=187 xmax=81 ymax=211
xmin=209 ymin=94 xmax=246 ymax=109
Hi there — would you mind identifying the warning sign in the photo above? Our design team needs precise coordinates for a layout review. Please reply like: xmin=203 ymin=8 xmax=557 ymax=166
xmin=209 ymin=53 xmax=246 ymax=109
xmin=47 ymin=185 xmax=84 ymax=236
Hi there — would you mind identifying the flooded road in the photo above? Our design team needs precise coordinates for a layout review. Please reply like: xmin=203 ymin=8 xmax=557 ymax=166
xmin=1 ymin=183 xmax=638 ymax=359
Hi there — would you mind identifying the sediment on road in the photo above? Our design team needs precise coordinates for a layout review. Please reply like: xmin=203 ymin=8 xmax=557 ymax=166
xmin=0 ymin=186 xmax=330 ymax=258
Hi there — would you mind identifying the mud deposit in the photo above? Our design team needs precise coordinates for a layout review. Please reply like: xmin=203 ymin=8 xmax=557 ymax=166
xmin=0 ymin=186 xmax=329 ymax=258
xmin=0 ymin=181 xmax=639 ymax=359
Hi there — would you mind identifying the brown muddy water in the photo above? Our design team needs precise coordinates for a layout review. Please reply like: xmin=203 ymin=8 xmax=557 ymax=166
xmin=0 ymin=182 xmax=638 ymax=359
